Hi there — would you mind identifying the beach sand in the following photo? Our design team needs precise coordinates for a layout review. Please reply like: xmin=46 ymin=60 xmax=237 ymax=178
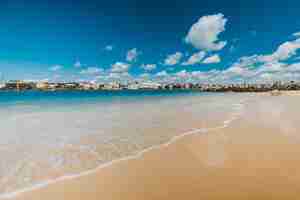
xmin=10 ymin=94 xmax=300 ymax=200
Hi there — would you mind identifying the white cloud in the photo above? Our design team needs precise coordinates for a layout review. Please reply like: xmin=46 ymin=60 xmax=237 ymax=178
xmin=256 ymin=62 xmax=286 ymax=73
xmin=182 ymin=51 xmax=206 ymax=65
xmin=217 ymin=59 xmax=300 ymax=83
xmin=105 ymin=45 xmax=113 ymax=51
xmin=149 ymin=59 xmax=300 ymax=84
xmin=150 ymin=69 xmax=224 ymax=83
xmin=231 ymin=55 xmax=260 ymax=69
xmin=49 ymin=65 xmax=63 ymax=71
xmin=287 ymin=62 xmax=300 ymax=72
xmin=176 ymin=70 xmax=189 ymax=78
xmin=224 ymin=66 xmax=245 ymax=75
xmin=126 ymin=48 xmax=139 ymax=62
xmin=108 ymin=73 xmax=121 ymax=79
xmin=74 ymin=61 xmax=82 ymax=68
xmin=109 ymin=72 xmax=126 ymax=78
xmin=156 ymin=70 xmax=168 ymax=77
xmin=293 ymin=32 xmax=300 ymax=37
xmin=141 ymin=64 xmax=156 ymax=71
xmin=111 ymin=62 xmax=131 ymax=73
xmin=52 ymin=74 xmax=62 ymax=80
xmin=202 ymin=54 xmax=221 ymax=64
xmin=259 ymin=38 xmax=300 ymax=63
xmin=139 ymin=73 xmax=150 ymax=78
xmin=80 ymin=67 xmax=103 ymax=75
xmin=95 ymin=72 xmax=133 ymax=83
xmin=164 ymin=52 xmax=183 ymax=65
xmin=185 ymin=13 xmax=227 ymax=51
xmin=228 ymin=37 xmax=300 ymax=71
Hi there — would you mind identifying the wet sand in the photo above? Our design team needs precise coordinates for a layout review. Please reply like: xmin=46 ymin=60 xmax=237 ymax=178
xmin=10 ymin=94 xmax=300 ymax=200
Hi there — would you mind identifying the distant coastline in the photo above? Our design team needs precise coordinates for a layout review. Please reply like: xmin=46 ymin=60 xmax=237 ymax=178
xmin=0 ymin=80 xmax=300 ymax=93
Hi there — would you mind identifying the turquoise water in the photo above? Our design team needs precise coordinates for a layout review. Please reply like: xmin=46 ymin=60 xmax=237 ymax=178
xmin=0 ymin=90 xmax=247 ymax=196
xmin=0 ymin=90 xmax=203 ymax=107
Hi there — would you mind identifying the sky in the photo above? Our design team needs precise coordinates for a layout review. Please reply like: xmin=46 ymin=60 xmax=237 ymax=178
xmin=1 ymin=0 xmax=300 ymax=83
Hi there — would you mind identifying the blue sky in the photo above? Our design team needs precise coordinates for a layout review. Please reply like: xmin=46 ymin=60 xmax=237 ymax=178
xmin=1 ymin=0 xmax=300 ymax=83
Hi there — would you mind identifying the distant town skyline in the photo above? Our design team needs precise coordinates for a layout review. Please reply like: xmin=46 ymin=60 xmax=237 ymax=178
xmin=0 ymin=0 xmax=300 ymax=83
xmin=2 ymin=79 xmax=300 ymax=92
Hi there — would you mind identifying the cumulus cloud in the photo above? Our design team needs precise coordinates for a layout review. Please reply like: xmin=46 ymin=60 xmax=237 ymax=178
xmin=293 ymin=32 xmax=300 ymax=37
xmin=223 ymin=65 xmax=253 ymax=78
xmin=182 ymin=51 xmax=206 ymax=65
xmin=230 ymin=55 xmax=260 ymax=69
xmin=256 ymin=62 xmax=286 ymax=73
xmin=49 ymin=65 xmax=63 ymax=71
xmin=80 ymin=67 xmax=103 ymax=75
xmin=126 ymin=48 xmax=139 ymax=62
xmin=176 ymin=70 xmax=189 ymax=78
xmin=250 ymin=62 xmax=295 ymax=83
xmin=259 ymin=38 xmax=300 ymax=63
xmin=139 ymin=73 xmax=151 ymax=79
xmin=109 ymin=72 xmax=129 ymax=78
xmin=148 ymin=69 xmax=221 ymax=83
xmin=216 ymin=61 xmax=285 ymax=83
xmin=95 ymin=72 xmax=133 ymax=83
xmin=156 ymin=70 xmax=168 ymax=77
xmin=149 ymin=59 xmax=300 ymax=84
xmin=164 ymin=52 xmax=183 ymax=65
xmin=287 ymin=62 xmax=300 ymax=72
xmin=111 ymin=62 xmax=131 ymax=73
xmin=218 ymin=60 xmax=300 ymax=83
xmin=185 ymin=13 xmax=227 ymax=51
xmin=141 ymin=64 xmax=156 ymax=71
xmin=229 ymin=37 xmax=300 ymax=71
xmin=202 ymin=54 xmax=221 ymax=64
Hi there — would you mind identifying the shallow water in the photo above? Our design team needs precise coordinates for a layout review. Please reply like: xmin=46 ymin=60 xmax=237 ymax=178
xmin=0 ymin=90 xmax=249 ymax=196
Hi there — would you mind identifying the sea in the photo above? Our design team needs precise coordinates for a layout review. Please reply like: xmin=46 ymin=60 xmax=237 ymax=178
xmin=0 ymin=90 xmax=249 ymax=197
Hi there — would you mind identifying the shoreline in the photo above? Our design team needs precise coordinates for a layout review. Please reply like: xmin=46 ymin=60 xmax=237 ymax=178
xmin=0 ymin=98 xmax=247 ymax=199
xmin=4 ymin=92 xmax=300 ymax=199
xmin=0 ymin=129 xmax=221 ymax=199
xmin=9 ymin=92 xmax=300 ymax=200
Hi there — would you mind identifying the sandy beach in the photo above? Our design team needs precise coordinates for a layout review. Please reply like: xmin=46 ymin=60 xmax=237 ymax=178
xmin=7 ymin=93 xmax=300 ymax=200
xmin=2 ymin=0 xmax=300 ymax=198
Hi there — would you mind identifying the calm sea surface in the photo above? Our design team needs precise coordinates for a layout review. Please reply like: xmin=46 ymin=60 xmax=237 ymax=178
xmin=0 ymin=90 xmax=248 ymax=196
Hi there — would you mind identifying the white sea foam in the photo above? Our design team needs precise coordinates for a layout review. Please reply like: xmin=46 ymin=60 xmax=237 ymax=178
xmin=0 ymin=93 xmax=250 ymax=199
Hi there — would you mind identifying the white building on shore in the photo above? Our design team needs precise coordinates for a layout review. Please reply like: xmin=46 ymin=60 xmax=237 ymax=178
xmin=36 ymin=82 xmax=49 ymax=90
xmin=138 ymin=82 xmax=161 ymax=89
xmin=103 ymin=82 xmax=122 ymax=90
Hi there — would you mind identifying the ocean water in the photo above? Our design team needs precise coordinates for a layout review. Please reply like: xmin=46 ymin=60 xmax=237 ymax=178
xmin=0 ymin=90 xmax=249 ymax=197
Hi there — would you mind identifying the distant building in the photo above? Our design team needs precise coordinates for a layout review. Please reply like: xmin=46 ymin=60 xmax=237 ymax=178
xmin=103 ymin=82 xmax=122 ymax=90
xmin=63 ymin=82 xmax=80 ymax=90
xmin=5 ymin=80 xmax=35 ymax=90
xmin=79 ymin=82 xmax=99 ymax=90
xmin=127 ymin=82 xmax=139 ymax=90
xmin=1 ymin=79 xmax=300 ymax=92
xmin=0 ymin=83 xmax=5 ymax=89
xmin=36 ymin=82 xmax=49 ymax=90
xmin=184 ymin=83 xmax=193 ymax=89
xmin=139 ymin=82 xmax=161 ymax=89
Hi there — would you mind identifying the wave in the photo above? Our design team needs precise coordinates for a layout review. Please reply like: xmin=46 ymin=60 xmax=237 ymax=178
xmin=0 ymin=96 xmax=249 ymax=199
